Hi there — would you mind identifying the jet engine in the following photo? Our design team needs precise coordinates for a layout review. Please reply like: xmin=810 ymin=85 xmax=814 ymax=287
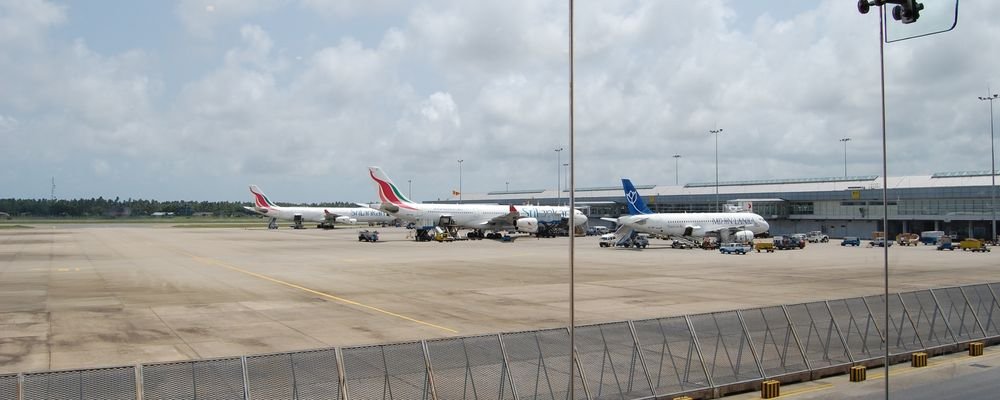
xmin=516 ymin=218 xmax=539 ymax=233
xmin=335 ymin=216 xmax=357 ymax=224
xmin=734 ymin=230 xmax=755 ymax=244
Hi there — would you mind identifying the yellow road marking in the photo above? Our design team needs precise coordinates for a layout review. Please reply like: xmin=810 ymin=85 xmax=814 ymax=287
xmin=185 ymin=254 xmax=458 ymax=334
xmin=57 ymin=268 xmax=69 ymax=272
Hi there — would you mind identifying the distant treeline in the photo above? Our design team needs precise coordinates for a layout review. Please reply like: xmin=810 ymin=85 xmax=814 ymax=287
xmin=0 ymin=198 xmax=361 ymax=217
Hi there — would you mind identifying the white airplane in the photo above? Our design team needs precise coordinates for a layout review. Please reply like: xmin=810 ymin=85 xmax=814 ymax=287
xmin=244 ymin=185 xmax=395 ymax=229
xmin=368 ymin=166 xmax=587 ymax=238
xmin=604 ymin=178 xmax=770 ymax=244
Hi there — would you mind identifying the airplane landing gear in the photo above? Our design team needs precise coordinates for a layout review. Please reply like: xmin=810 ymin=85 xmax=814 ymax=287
xmin=267 ymin=217 xmax=278 ymax=229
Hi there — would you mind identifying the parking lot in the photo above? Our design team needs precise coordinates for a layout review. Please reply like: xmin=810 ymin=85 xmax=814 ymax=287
xmin=1 ymin=225 xmax=998 ymax=374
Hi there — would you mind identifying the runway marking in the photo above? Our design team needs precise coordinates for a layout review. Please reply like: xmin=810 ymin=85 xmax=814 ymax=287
xmin=185 ymin=253 xmax=458 ymax=334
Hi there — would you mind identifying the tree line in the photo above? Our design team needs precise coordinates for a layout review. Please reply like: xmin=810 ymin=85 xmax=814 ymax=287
xmin=0 ymin=197 xmax=360 ymax=217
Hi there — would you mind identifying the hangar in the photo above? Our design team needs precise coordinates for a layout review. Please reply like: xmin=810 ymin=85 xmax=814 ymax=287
xmin=447 ymin=170 xmax=999 ymax=240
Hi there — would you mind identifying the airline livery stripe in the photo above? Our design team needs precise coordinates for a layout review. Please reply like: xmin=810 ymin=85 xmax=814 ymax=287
xmin=185 ymin=253 xmax=458 ymax=334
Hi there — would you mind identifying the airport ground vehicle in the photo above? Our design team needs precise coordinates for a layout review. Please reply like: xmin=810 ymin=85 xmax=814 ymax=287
xmin=773 ymin=236 xmax=798 ymax=250
xmin=920 ymin=230 xmax=945 ymax=245
xmin=960 ymin=239 xmax=991 ymax=252
xmin=896 ymin=233 xmax=920 ymax=246
xmin=841 ymin=237 xmax=861 ymax=246
xmin=870 ymin=238 xmax=892 ymax=247
xmin=599 ymin=232 xmax=648 ymax=248
xmin=754 ymin=241 xmax=775 ymax=252
xmin=937 ymin=237 xmax=955 ymax=251
xmin=806 ymin=231 xmax=829 ymax=243
xmin=671 ymin=238 xmax=696 ymax=249
xmin=719 ymin=243 xmax=749 ymax=254
xmin=599 ymin=233 xmax=616 ymax=247
xmin=792 ymin=233 xmax=808 ymax=243
xmin=357 ymin=230 xmax=379 ymax=242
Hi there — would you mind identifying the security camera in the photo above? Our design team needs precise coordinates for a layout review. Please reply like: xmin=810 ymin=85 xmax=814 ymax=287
xmin=892 ymin=0 xmax=924 ymax=24
xmin=858 ymin=0 xmax=871 ymax=14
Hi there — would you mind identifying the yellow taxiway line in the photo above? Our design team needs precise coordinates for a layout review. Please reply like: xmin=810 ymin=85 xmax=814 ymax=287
xmin=186 ymin=253 xmax=458 ymax=334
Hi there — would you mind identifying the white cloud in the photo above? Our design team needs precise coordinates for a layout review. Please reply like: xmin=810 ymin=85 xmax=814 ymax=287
xmin=3 ymin=0 xmax=1000 ymax=201
xmin=0 ymin=0 xmax=65 ymax=50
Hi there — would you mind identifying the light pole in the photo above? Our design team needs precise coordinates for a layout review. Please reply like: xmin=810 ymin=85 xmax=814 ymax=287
xmin=408 ymin=179 xmax=412 ymax=199
xmin=457 ymin=159 xmax=463 ymax=203
xmin=562 ymin=163 xmax=569 ymax=204
xmin=980 ymin=91 xmax=998 ymax=243
xmin=555 ymin=147 xmax=563 ymax=206
xmin=673 ymin=154 xmax=681 ymax=185
xmin=506 ymin=181 xmax=509 ymax=192
xmin=709 ymin=129 xmax=723 ymax=211
xmin=839 ymin=138 xmax=851 ymax=178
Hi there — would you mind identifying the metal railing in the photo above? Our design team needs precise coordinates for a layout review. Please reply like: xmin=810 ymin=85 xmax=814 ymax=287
xmin=9 ymin=282 xmax=1000 ymax=400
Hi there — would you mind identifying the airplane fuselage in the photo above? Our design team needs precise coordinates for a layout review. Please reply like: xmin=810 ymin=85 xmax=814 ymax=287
xmin=250 ymin=206 xmax=395 ymax=224
xmin=620 ymin=212 xmax=769 ymax=238
xmin=388 ymin=203 xmax=586 ymax=231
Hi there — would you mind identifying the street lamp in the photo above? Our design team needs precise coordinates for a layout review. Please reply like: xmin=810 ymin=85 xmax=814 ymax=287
xmin=673 ymin=154 xmax=681 ymax=185
xmin=408 ymin=179 xmax=412 ymax=199
xmin=839 ymin=138 xmax=851 ymax=178
xmin=980 ymin=91 xmax=998 ymax=243
xmin=506 ymin=181 xmax=509 ymax=192
xmin=562 ymin=163 xmax=569 ymax=204
xmin=457 ymin=159 xmax=463 ymax=203
xmin=709 ymin=129 xmax=723 ymax=211
xmin=555 ymin=147 xmax=564 ymax=206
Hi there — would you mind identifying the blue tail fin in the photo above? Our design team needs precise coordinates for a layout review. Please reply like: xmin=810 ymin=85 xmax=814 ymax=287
xmin=622 ymin=178 xmax=653 ymax=215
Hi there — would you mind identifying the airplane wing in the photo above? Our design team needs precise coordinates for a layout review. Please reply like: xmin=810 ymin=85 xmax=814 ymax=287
xmin=481 ymin=205 xmax=520 ymax=227
xmin=243 ymin=206 xmax=266 ymax=216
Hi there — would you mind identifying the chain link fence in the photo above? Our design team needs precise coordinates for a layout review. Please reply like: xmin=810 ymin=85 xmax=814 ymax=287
xmin=9 ymin=282 xmax=1000 ymax=400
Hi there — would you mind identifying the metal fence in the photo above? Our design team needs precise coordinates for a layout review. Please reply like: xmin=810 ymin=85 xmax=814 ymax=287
xmin=8 ymin=282 xmax=1000 ymax=400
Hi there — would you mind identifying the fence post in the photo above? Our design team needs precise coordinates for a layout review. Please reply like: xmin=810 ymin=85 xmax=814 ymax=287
xmin=897 ymin=293 xmax=926 ymax=350
xmin=736 ymin=310 xmax=766 ymax=379
xmin=628 ymin=320 xmax=657 ymax=397
xmin=421 ymin=340 xmax=438 ymax=400
xmin=135 ymin=364 xmax=144 ymax=400
xmin=824 ymin=301 xmax=856 ymax=364
xmin=685 ymin=315 xmax=714 ymax=389
xmin=958 ymin=285 xmax=989 ymax=338
xmin=927 ymin=289 xmax=958 ymax=344
xmin=496 ymin=333 xmax=520 ymax=400
xmin=241 ymin=356 xmax=251 ymax=400
xmin=17 ymin=373 xmax=23 ymax=400
xmin=570 ymin=327 xmax=592 ymax=400
xmin=335 ymin=347 xmax=349 ymax=400
xmin=781 ymin=305 xmax=813 ymax=371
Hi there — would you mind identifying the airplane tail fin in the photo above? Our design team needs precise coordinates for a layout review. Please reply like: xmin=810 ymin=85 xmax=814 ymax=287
xmin=249 ymin=185 xmax=277 ymax=209
xmin=368 ymin=167 xmax=418 ymax=210
xmin=621 ymin=178 xmax=653 ymax=215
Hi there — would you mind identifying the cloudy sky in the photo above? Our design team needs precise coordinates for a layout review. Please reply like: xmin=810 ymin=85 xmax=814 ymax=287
xmin=1 ymin=0 xmax=996 ymax=203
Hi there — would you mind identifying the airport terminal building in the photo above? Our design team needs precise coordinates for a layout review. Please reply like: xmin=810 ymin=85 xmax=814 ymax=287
xmin=448 ymin=171 xmax=999 ymax=240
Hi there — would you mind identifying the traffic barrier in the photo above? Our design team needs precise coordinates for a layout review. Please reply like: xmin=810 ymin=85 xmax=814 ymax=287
xmin=969 ymin=341 xmax=984 ymax=356
xmin=849 ymin=365 xmax=867 ymax=382
xmin=911 ymin=352 xmax=928 ymax=368
xmin=760 ymin=379 xmax=780 ymax=398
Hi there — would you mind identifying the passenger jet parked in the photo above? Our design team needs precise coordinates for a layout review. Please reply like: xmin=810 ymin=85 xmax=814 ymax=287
xmin=605 ymin=178 xmax=770 ymax=243
xmin=245 ymin=185 xmax=395 ymax=229
xmin=368 ymin=166 xmax=587 ymax=238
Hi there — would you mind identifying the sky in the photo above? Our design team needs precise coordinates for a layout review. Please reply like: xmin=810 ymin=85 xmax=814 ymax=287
xmin=1 ymin=0 xmax=997 ymax=203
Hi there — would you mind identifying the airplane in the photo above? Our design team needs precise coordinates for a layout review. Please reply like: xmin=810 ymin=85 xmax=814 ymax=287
xmin=368 ymin=166 xmax=587 ymax=239
xmin=603 ymin=178 xmax=770 ymax=245
xmin=244 ymin=185 xmax=395 ymax=229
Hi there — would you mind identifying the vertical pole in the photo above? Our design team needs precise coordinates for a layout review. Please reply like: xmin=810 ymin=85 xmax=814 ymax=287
xmin=567 ymin=0 xmax=576 ymax=397
xmin=715 ymin=132 xmax=719 ymax=212
xmin=408 ymin=179 xmax=412 ymax=200
xmin=673 ymin=154 xmax=681 ymax=186
xmin=877 ymin=5 xmax=890 ymax=397
xmin=458 ymin=160 xmax=463 ymax=204
xmin=990 ymin=93 xmax=997 ymax=244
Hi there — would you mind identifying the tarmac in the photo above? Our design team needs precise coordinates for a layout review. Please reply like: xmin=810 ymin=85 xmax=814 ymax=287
xmin=1 ymin=224 xmax=998 ymax=374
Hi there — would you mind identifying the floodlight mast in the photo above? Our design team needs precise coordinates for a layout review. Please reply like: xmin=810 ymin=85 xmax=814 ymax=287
xmin=857 ymin=1 xmax=954 ymax=398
